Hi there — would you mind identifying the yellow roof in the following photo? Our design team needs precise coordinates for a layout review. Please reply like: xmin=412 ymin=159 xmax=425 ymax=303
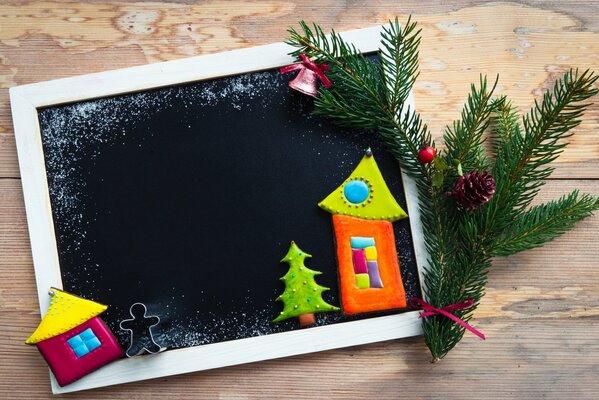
xmin=26 ymin=288 xmax=108 ymax=344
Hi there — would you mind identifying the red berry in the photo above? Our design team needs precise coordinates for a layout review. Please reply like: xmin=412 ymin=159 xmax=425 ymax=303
xmin=418 ymin=146 xmax=436 ymax=164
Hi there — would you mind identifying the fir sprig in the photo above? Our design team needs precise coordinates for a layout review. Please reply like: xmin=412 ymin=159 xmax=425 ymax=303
xmin=285 ymin=18 xmax=599 ymax=361
xmin=486 ymin=70 xmax=598 ymax=253
xmin=493 ymin=191 xmax=599 ymax=256
xmin=379 ymin=17 xmax=421 ymax=114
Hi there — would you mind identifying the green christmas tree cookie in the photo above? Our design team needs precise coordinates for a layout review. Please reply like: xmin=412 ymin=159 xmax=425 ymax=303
xmin=273 ymin=241 xmax=340 ymax=326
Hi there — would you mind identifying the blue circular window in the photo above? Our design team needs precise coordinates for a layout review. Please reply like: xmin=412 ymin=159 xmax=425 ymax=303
xmin=344 ymin=180 xmax=370 ymax=204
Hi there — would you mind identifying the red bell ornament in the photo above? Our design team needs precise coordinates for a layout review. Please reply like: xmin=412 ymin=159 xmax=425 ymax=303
xmin=280 ymin=54 xmax=332 ymax=97
xmin=288 ymin=67 xmax=321 ymax=97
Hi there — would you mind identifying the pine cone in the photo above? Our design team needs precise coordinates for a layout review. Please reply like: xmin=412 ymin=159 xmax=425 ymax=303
xmin=446 ymin=170 xmax=496 ymax=209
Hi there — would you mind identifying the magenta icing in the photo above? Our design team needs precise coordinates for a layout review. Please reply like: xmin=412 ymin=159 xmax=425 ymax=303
xmin=351 ymin=249 xmax=368 ymax=274
xmin=36 ymin=317 xmax=123 ymax=386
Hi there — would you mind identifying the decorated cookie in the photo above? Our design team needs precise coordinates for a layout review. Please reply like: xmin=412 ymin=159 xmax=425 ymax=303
xmin=120 ymin=303 xmax=165 ymax=357
xmin=25 ymin=288 xmax=123 ymax=387
xmin=273 ymin=241 xmax=340 ymax=326
xmin=319 ymin=149 xmax=407 ymax=314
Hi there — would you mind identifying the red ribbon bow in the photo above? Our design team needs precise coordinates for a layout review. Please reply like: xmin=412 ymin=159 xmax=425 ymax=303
xmin=409 ymin=297 xmax=485 ymax=340
xmin=280 ymin=54 xmax=332 ymax=89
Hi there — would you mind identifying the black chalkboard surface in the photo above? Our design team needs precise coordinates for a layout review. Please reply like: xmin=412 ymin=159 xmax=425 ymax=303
xmin=37 ymin=67 xmax=421 ymax=351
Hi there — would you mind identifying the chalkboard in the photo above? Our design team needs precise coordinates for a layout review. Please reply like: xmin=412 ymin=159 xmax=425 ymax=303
xmin=12 ymin=27 xmax=427 ymax=392
xmin=37 ymin=66 xmax=422 ymax=351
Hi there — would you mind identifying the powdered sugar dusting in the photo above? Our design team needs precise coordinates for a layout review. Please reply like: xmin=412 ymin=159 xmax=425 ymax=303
xmin=105 ymin=290 xmax=346 ymax=350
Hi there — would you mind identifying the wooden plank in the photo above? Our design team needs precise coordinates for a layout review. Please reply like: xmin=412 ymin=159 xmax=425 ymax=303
xmin=0 ymin=2 xmax=598 ymax=178
xmin=1 ymin=178 xmax=598 ymax=398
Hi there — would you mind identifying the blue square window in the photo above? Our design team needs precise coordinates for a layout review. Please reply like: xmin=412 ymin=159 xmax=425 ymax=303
xmin=67 ymin=328 xmax=102 ymax=358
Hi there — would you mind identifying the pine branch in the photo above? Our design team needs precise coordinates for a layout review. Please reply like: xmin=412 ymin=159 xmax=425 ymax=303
xmin=443 ymin=76 xmax=498 ymax=173
xmin=488 ymin=96 xmax=518 ymax=151
xmin=491 ymin=69 xmax=598 ymax=220
xmin=285 ymin=18 xmax=599 ymax=363
xmin=493 ymin=191 xmax=599 ymax=256
xmin=379 ymin=16 xmax=421 ymax=115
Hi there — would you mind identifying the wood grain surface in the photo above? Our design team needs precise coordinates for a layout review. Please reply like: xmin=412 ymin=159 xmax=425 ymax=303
xmin=1 ymin=1 xmax=598 ymax=399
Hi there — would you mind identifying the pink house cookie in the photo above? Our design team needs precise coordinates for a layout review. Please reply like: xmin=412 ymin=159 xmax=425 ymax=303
xmin=26 ymin=288 xmax=123 ymax=386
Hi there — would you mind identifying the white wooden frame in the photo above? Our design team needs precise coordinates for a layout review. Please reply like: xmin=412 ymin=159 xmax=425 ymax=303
xmin=10 ymin=26 xmax=428 ymax=394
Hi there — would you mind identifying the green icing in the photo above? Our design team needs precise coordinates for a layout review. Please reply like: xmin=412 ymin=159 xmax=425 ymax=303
xmin=318 ymin=150 xmax=408 ymax=222
xmin=273 ymin=242 xmax=340 ymax=323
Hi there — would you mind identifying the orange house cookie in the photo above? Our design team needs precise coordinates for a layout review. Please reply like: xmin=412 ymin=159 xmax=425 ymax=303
xmin=318 ymin=148 xmax=408 ymax=314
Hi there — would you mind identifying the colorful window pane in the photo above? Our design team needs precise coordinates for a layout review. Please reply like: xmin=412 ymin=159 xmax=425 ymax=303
xmin=350 ymin=237 xmax=383 ymax=289
xmin=67 ymin=328 xmax=101 ymax=358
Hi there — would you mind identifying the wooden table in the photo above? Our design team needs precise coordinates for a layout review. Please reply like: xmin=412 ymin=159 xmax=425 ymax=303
xmin=1 ymin=1 xmax=598 ymax=398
